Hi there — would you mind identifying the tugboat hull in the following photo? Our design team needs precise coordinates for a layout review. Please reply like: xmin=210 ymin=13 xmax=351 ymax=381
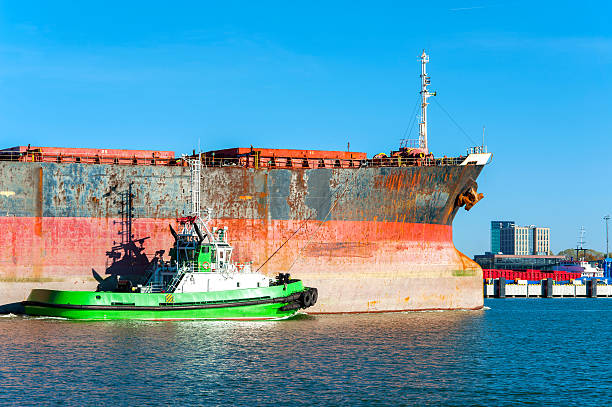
xmin=24 ymin=282 xmax=315 ymax=320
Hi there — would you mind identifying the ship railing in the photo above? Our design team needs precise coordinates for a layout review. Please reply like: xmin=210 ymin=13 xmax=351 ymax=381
xmin=363 ymin=156 xmax=466 ymax=167
xmin=197 ymin=155 xmax=467 ymax=169
xmin=177 ymin=260 xmax=204 ymax=273
xmin=0 ymin=149 xmax=468 ymax=168
xmin=233 ymin=262 xmax=252 ymax=273
xmin=140 ymin=282 xmax=165 ymax=293
xmin=0 ymin=150 xmax=185 ymax=167
xmin=197 ymin=155 xmax=470 ymax=168
xmin=467 ymin=145 xmax=488 ymax=154
xmin=399 ymin=139 xmax=424 ymax=149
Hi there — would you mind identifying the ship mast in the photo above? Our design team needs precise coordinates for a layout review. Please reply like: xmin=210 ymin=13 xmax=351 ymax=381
xmin=419 ymin=50 xmax=436 ymax=153
xmin=576 ymin=226 xmax=587 ymax=261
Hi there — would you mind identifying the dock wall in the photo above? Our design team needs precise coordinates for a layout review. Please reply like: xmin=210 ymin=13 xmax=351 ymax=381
xmin=484 ymin=279 xmax=612 ymax=298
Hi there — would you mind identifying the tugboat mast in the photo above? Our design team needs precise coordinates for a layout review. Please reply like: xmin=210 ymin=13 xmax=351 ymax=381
xmin=183 ymin=155 xmax=219 ymax=247
xmin=419 ymin=50 xmax=436 ymax=153
xmin=188 ymin=155 xmax=201 ymax=218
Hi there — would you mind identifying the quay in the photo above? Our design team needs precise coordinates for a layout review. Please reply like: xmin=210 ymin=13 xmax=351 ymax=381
xmin=484 ymin=278 xmax=612 ymax=298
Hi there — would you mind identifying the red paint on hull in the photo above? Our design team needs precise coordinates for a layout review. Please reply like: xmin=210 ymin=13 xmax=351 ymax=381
xmin=0 ymin=216 xmax=454 ymax=274
xmin=0 ymin=217 xmax=175 ymax=277
xmin=0 ymin=216 xmax=482 ymax=312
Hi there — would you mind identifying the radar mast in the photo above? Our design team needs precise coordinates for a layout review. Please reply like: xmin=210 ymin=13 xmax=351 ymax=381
xmin=419 ymin=50 xmax=436 ymax=153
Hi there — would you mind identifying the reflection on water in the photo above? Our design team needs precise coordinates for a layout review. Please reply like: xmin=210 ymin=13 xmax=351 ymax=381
xmin=2 ymin=301 xmax=612 ymax=406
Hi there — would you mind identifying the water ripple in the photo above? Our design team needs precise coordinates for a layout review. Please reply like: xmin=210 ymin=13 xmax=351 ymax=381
xmin=1 ymin=300 xmax=612 ymax=406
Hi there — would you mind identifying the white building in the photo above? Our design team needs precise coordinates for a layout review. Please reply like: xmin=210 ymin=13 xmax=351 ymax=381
xmin=496 ymin=221 xmax=550 ymax=255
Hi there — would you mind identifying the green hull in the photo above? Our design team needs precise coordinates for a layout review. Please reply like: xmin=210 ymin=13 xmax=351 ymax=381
xmin=24 ymin=281 xmax=308 ymax=320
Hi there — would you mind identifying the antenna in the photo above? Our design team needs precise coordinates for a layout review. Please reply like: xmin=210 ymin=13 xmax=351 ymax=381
xmin=578 ymin=226 xmax=586 ymax=249
xmin=419 ymin=50 xmax=436 ymax=153
xmin=482 ymin=126 xmax=486 ymax=148
xmin=605 ymin=215 xmax=610 ymax=258
xmin=576 ymin=226 xmax=587 ymax=261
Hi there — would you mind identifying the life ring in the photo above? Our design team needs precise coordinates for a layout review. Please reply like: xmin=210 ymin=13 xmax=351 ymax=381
xmin=201 ymin=262 xmax=210 ymax=269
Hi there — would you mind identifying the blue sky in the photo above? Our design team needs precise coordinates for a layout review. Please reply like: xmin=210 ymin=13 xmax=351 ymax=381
xmin=1 ymin=1 xmax=611 ymax=256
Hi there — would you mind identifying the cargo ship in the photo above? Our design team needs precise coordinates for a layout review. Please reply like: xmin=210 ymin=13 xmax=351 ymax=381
xmin=0 ymin=51 xmax=491 ymax=313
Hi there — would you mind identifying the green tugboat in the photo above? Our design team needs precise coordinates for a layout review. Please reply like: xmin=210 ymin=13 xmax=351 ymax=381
xmin=24 ymin=158 xmax=317 ymax=320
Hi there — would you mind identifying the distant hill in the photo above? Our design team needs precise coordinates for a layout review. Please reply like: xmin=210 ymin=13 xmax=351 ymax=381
xmin=557 ymin=248 xmax=605 ymax=261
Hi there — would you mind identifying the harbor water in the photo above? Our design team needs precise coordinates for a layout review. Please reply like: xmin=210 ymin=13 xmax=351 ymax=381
xmin=2 ymin=299 xmax=612 ymax=406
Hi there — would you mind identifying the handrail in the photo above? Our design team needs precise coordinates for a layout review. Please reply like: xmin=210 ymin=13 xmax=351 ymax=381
xmin=141 ymin=282 xmax=165 ymax=293
xmin=198 ymin=155 xmax=469 ymax=169
xmin=0 ymin=149 xmax=472 ymax=168
xmin=178 ymin=260 xmax=205 ymax=273
xmin=0 ymin=150 xmax=185 ymax=167
xmin=166 ymin=269 xmax=187 ymax=292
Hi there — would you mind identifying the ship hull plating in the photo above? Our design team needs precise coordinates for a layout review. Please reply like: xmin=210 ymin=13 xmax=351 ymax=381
xmin=0 ymin=161 xmax=485 ymax=312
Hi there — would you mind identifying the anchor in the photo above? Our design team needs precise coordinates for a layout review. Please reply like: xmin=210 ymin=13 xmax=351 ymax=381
xmin=456 ymin=181 xmax=484 ymax=211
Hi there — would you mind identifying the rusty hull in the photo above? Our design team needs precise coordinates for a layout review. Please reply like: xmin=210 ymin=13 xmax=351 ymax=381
xmin=0 ymin=160 xmax=486 ymax=312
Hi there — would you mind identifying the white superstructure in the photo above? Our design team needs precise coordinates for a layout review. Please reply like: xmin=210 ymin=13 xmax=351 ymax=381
xmin=174 ymin=271 xmax=269 ymax=293
xmin=579 ymin=261 xmax=604 ymax=278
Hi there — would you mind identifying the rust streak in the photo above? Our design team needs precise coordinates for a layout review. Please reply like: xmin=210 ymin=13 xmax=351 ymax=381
xmin=35 ymin=166 xmax=43 ymax=237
